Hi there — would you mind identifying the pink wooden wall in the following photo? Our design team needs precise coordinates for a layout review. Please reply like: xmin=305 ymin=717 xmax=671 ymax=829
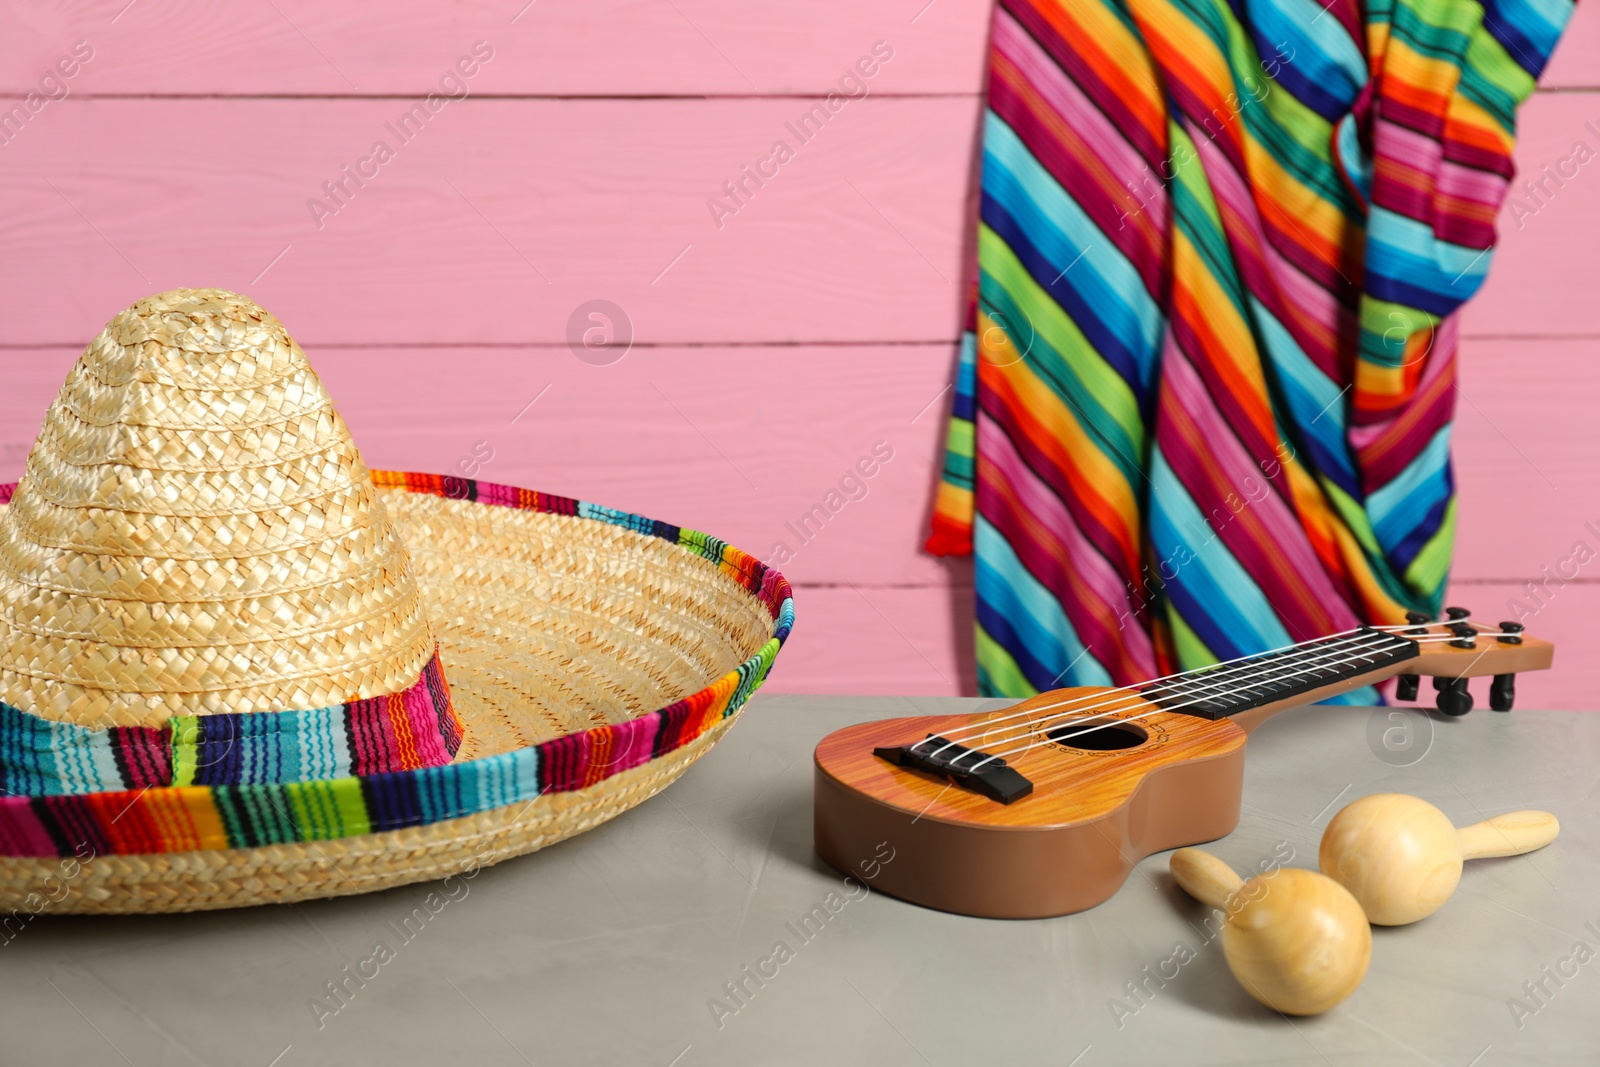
xmin=1 ymin=1 xmax=1596 ymax=708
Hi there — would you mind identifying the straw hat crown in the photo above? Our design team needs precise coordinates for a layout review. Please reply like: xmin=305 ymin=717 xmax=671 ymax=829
xmin=0 ymin=289 xmax=436 ymax=727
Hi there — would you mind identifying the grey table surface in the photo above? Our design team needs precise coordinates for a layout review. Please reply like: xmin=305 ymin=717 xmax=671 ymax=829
xmin=4 ymin=695 xmax=1599 ymax=1067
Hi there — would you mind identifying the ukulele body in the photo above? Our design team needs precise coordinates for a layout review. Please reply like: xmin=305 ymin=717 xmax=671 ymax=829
xmin=815 ymin=627 xmax=1553 ymax=919
xmin=814 ymin=689 xmax=1248 ymax=918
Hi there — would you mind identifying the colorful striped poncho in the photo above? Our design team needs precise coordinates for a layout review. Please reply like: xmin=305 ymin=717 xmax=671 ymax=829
xmin=927 ymin=0 xmax=1572 ymax=698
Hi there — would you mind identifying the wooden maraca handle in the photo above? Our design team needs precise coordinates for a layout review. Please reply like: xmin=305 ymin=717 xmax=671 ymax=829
xmin=1170 ymin=847 xmax=1243 ymax=909
xmin=1457 ymin=810 xmax=1560 ymax=859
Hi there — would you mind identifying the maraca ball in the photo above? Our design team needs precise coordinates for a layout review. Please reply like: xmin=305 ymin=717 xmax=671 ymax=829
xmin=1320 ymin=793 xmax=1461 ymax=925
xmin=1222 ymin=868 xmax=1372 ymax=1015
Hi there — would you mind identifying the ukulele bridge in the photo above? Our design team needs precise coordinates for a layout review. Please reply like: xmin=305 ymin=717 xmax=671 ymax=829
xmin=873 ymin=735 xmax=1034 ymax=804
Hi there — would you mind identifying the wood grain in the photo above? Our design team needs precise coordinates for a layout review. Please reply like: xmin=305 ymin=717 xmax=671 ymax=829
xmin=0 ymin=5 xmax=1591 ymax=705
xmin=0 ymin=94 xmax=1593 ymax=346
xmin=1318 ymin=795 xmax=1561 ymax=925
xmin=0 ymin=336 xmax=1588 ymax=705
xmin=1457 ymin=810 xmax=1561 ymax=859
xmin=1176 ymin=856 xmax=1372 ymax=1015
xmin=2 ymin=0 xmax=1588 ymax=95
xmin=1 ymin=332 xmax=1586 ymax=588
xmin=1433 ymin=582 xmax=1592 ymax=710
xmin=1454 ymin=338 xmax=1600 ymax=582
xmin=1319 ymin=793 xmax=1465 ymax=924
xmin=0 ymin=0 xmax=994 ymax=97
xmin=0 ymin=96 xmax=979 ymax=347
xmin=813 ymin=695 xmax=1250 ymax=915
xmin=760 ymin=582 xmax=975 ymax=696
xmin=1407 ymin=630 xmax=1554 ymax=678
xmin=1462 ymin=91 xmax=1600 ymax=338
xmin=1169 ymin=846 xmax=1242 ymax=907
xmin=814 ymin=696 xmax=1246 ymax=827
xmin=1539 ymin=0 xmax=1600 ymax=90
xmin=814 ymin=626 xmax=1544 ymax=826
xmin=0 ymin=342 xmax=960 ymax=587
xmin=810 ymin=628 xmax=1556 ymax=917
xmin=0 ymin=333 xmax=1587 ymax=546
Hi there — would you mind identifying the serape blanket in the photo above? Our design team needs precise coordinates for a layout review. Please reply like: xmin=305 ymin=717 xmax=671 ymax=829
xmin=927 ymin=0 xmax=1573 ymax=697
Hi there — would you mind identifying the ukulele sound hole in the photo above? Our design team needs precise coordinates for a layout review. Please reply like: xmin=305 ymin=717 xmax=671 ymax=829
xmin=1049 ymin=718 xmax=1148 ymax=751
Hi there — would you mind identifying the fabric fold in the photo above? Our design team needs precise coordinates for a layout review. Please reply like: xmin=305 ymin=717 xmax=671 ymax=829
xmin=929 ymin=0 xmax=1571 ymax=696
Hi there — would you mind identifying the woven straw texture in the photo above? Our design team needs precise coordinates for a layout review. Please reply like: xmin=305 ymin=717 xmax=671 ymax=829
xmin=0 ymin=289 xmax=788 ymax=912
xmin=0 ymin=719 xmax=736 ymax=914
xmin=0 ymin=289 xmax=434 ymax=728
xmin=386 ymin=489 xmax=776 ymax=766
xmin=0 ymin=486 xmax=775 ymax=911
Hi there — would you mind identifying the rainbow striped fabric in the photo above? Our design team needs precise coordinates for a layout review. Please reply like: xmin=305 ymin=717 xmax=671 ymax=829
xmin=0 ymin=473 xmax=794 ymax=858
xmin=0 ymin=653 xmax=461 ymax=797
xmin=928 ymin=0 xmax=1570 ymax=696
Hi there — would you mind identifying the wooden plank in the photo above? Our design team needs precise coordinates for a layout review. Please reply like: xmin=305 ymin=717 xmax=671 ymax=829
xmin=0 ymin=93 xmax=1589 ymax=347
xmin=1435 ymin=581 xmax=1594 ymax=711
xmin=759 ymin=581 xmax=975 ymax=697
xmin=1 ymin=325 xmax=1589 ymax=589
xmin=3 ymin=0 xmax=1587 ymax=97
xmin=0 ymin=338 xmax=984 ymax=696
xmin=0 ymin=345 xmax=977 ymax=698
xmin=1453 ymin=337 xmax=1600 ymax=581
xmin=0 ymin=96 xmax=978 ymax=346
xmin=5 ymin=337 xmax=1592 ymax=703
xmin=0 ymin=0 xmax=992 ymax=97
xmin=0 ymin=343 xmax=963 ymax=587
xmin=1462 ymin=91 xmax=1600 ymax=338
xmin=1540 ymin=0 xmax=1600 ymax=90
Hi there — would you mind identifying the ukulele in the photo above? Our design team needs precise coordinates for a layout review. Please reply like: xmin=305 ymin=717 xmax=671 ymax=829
xmin=813 ymin=615 xmax=1553 ymax=918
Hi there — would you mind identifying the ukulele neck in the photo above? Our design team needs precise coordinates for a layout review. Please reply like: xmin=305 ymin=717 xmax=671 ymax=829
xmin=1141 ymin=628 xmax=1418 ymax=733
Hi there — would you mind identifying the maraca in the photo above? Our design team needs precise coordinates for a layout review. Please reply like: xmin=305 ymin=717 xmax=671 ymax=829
xmin=1319 ymin=793 xmax=1559 ymax=925
xmin=1170 ymin=848 xmax=1371 ymax=1015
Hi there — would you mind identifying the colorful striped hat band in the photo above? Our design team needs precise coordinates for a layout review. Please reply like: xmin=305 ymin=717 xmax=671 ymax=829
xmin=0 ymin=290 xmax=793 ymax=912
xmin=0 ymin=653 xmax=462 ymax=797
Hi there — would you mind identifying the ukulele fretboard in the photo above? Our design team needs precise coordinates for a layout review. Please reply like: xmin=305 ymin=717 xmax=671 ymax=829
xmin=1139 ymin=629 xmax=1417 ymax=720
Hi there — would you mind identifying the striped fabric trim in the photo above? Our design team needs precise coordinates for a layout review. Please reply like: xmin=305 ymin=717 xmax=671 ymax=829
xmin=0 ymin=473 xmax=793 ymax=857
xmin=0 ymin=652 xmax=462 ymax=797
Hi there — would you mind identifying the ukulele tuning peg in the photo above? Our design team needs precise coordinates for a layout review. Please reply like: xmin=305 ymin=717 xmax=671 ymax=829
xmin=1436 ymin=677 xmax=1472 ymax=716
xmin=1395 ymin=612 xmax=1431 ymax=700
xmin=1490 ymin=622 xmax=1524 ymax=712
xmin=1444 ymin=606 xmax=1471 ymax=621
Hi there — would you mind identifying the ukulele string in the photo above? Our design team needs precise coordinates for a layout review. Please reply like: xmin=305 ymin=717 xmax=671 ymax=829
xmin=970 ymin=629 xmax=1507 ymax=768
xmin=916 ymin=614 xmax=1489 ymax=755
xmin=984 ymin=628 xmax=1507 ymax=762
xmin=920 ymin=616 xmax=1506 ymax=758
xmin=961 ymin=630 xmax=1403 ymax=766
xmin=970 ymin=644 xmax=1400 ymax=769
xmin=936 ymin=632 xmax=1393 ymax=758
xmin=922 ymin=628 xmax=1397 ymax=758
xmin=915 ymin=626 xmax=1380 ymax=756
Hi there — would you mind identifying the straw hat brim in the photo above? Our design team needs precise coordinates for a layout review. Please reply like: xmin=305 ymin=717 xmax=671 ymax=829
xmin=0 ymin=472 xmax=794 ymax=913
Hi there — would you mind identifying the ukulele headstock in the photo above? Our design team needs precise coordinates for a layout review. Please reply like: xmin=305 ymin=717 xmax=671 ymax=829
xmin=1394 ymin=610 xmax=1553 ymax=715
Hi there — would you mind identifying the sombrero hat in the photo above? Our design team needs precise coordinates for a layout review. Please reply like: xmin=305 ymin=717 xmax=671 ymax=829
xmin=0 ymin=289 xmax=792 ymax=913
